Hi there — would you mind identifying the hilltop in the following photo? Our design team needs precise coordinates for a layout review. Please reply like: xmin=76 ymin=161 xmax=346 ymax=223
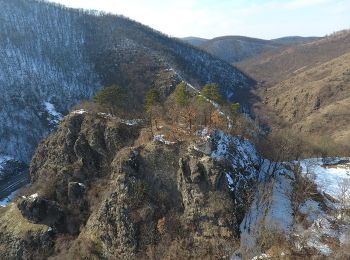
xmin=182 ymin=35 xmax=319 ymax=63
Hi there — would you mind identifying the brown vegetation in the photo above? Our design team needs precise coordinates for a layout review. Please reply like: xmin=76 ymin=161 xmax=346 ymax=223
xmin=237 ymin=30 xmax=350 ymax=153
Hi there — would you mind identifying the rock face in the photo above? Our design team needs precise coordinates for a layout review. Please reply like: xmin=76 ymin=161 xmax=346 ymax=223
xmin=5 ymin=112 xmax=343 ymax=259
xmin=178 ymin=156 xmax=236 ymax=238
xmin=0 ymin=112 xmax=252 ymax=259
xmin=79 ymin=141 xmax=238 ymax=259
xmin=17 ymin=197 xmax=64 ymax=227
xmin=0 ymin=204 xmax=54 ymax=260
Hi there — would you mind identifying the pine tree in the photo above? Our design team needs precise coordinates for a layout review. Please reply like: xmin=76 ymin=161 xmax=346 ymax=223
xmin=230 ymin=103 xmax=240 ymax=122
xmin=94 ymin=84 xmax=126 ymax=114
xmin=200 ymin=83 xmax=223 ymax=105
xmin=145 ymin=89 xmax=161 ymax=112
xmin=144 ymin=89 xmax=161 ymax=131
xmin=196 ymin=83 xmax=223 ymax=126
xmin=174 ymin=82 xmax=196 ymax=130
xmin=175 ymin=82 xmax=190 ymax=107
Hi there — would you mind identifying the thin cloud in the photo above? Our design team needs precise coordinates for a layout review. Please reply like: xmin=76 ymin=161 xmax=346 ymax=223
xmin=46 ymin=0 xmax=350 ymax=39
xmin=285 ymin=0 xmax=334 ymax=10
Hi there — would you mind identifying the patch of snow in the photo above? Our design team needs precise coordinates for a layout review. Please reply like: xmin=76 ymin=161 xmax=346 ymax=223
xmin=299 ymin=200 xmax=323 ymax=222
xmin=186 ymin=82 xmax=199 ymax=92
xmin=239 ymin=161 xmax=294 ymax=258
xmin=226 ymin=173 xmax=234 ymax=188
xmin=71 ymin=109 xmax=87 ymax=115
xmin=44 ymin=101 xmax=62 ymax=125
xmin=121 ymin=119 xmax=143 ymax=126
xmin=153 ymin=135 xmax=175 ymax=145
xmin=299 ymin=158 xmax=350 ymax=198
xmin=339 ymin=229 xmax=350 ymax=245
xmin=0 ymin=155 xmax=13 ymax=179
xmin=98 ymin=112 xmax=112 ymax=118
xmin=294 ymin=198 xmax=338 ymax=256
xmin=307 ymin=240 xmax=332 ymax=256
xmin=211 ymin=131 xmax=260 ymax=167
xmin=0 ymin=189 xmax=18 ymax=207
xmin=0 ymin=155 xmax=12 ymax=166
xmin=29 ymin=193 xmax=38 ymax=200
xmin=251 ymin=253 xmax=271 ymax=260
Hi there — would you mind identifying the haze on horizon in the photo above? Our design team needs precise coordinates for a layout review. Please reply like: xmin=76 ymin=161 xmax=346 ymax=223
xmin=46 ymin=0 xmax=350 ymax=39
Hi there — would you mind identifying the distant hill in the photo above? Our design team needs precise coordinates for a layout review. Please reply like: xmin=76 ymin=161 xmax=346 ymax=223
xmin=238 ymin=30 xmax=350 ymax=84
xmin=182 ymin=35 xmax=320 ymax=63
xmin=239 ymin=30 xmax=350 ymax=144
xmin=181 ymin=36 xmax=208 ymax=46
xmin=272 ymin=36 xmax=320 ymax=45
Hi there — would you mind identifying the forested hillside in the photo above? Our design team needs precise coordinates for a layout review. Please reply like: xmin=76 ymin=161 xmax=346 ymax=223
xmin=0 ymin=0 xmax=254 ymax=163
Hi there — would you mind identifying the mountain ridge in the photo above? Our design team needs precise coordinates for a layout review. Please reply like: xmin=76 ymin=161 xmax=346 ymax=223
xmin=182 ymin=35 xmax=320 ymax=63
xmin=0 ymin=0 xmax=254 ymax=164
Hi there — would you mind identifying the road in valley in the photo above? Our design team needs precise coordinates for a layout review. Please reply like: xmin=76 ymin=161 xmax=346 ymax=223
xmin=0 ymin=171 xmax=29 ymax=200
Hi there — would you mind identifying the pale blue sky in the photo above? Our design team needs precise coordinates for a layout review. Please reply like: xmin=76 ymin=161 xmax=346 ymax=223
xmin=47 ymin=0 xmax=350 ymax=39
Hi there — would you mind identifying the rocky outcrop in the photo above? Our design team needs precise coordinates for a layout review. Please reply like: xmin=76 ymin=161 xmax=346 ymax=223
xmin=178 ymin=155 xmax=236 ymax=238
xmin=0 ymin=204 xmax=53 ymax=260
xmin=17 ymin=196 xmax=64 ymax=227
xmin=30 ymin=112 xmax=142 ymax=183
xmin=0 ymin=113 xmax=259 ymax=259
xmin=75 ymin=141 xmax=238 ymax=259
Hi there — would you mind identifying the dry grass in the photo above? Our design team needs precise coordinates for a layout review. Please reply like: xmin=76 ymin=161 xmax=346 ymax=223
xmin=238 ymin=30 xmax=350 ymax=84
xmin=252 ymin=51 xmax=350 ymax=155
xmin=0 ymin=204 xmax=48 ymax=236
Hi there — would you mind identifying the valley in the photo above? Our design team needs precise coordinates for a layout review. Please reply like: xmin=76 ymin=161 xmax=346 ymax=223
xmin=0 ymin=0 xmax=349 ymax=259
xmin=182 ymin=35 xmax=320 ymax=64
xmin=237 ymin=30 xmax=350 ymax=150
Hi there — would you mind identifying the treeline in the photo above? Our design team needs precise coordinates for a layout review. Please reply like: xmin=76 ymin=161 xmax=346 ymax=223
xmin=91 ymin=82 xmax=251 ymax=136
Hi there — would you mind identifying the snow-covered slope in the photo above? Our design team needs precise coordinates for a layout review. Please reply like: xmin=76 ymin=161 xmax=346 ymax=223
xmin=0 ymin=0 xmax=100 ymax=162
xmin=207 ymin=131 xmax=350 ymax=259
xmin=300 ymin=158 xmax=350 ymax=198
xmin=0 ymin=156 xmax=13 ymax=180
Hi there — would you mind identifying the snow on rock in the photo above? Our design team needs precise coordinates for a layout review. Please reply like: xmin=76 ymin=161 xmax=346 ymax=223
xmin=78 ymin=183 xmax=86 ymax=189
xmin=251 ymin=253 xmax=271 ymax=260
xmin=120 ymin=119 xmax=144 ymax=126
xmin=29 ymin=193 xmax=39 ymax=200
xmin=71 ymin=109 xmax=87 ymax=115
xmin=294 ymin=199 xmax=337 ymax=256
xmin=238 ymin=161 xmax=295 ymax=258
xmin=207 ymin=130 xmax=295 ymax=259
xmin=293 ymin=179 xmax=350 ymax=257
xmin=210 ymin=130 xmax=260 ymax=168
xmin=300 ymin=158 xmax=350 ymax=199
xmin=205 ymin=131 xmax=350 ymax=258
xmin=97 ymin=112 xmax=112 ymax=118
xmin=153 ymin=135 xmax=175 ymax=145
xmin=210 ymin=130 xmax=261 ymax=196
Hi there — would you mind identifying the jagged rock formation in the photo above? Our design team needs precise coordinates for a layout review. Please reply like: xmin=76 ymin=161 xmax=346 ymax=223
xmin=0 ymin=203 xmax=54 ymax=260
xmin=0 ymin=111 xmax=262 ymax=259
xmin=1 ymin=111 xmax=349 ymax=259
xmin=0 ymin=0 xmax=254 ymax=165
